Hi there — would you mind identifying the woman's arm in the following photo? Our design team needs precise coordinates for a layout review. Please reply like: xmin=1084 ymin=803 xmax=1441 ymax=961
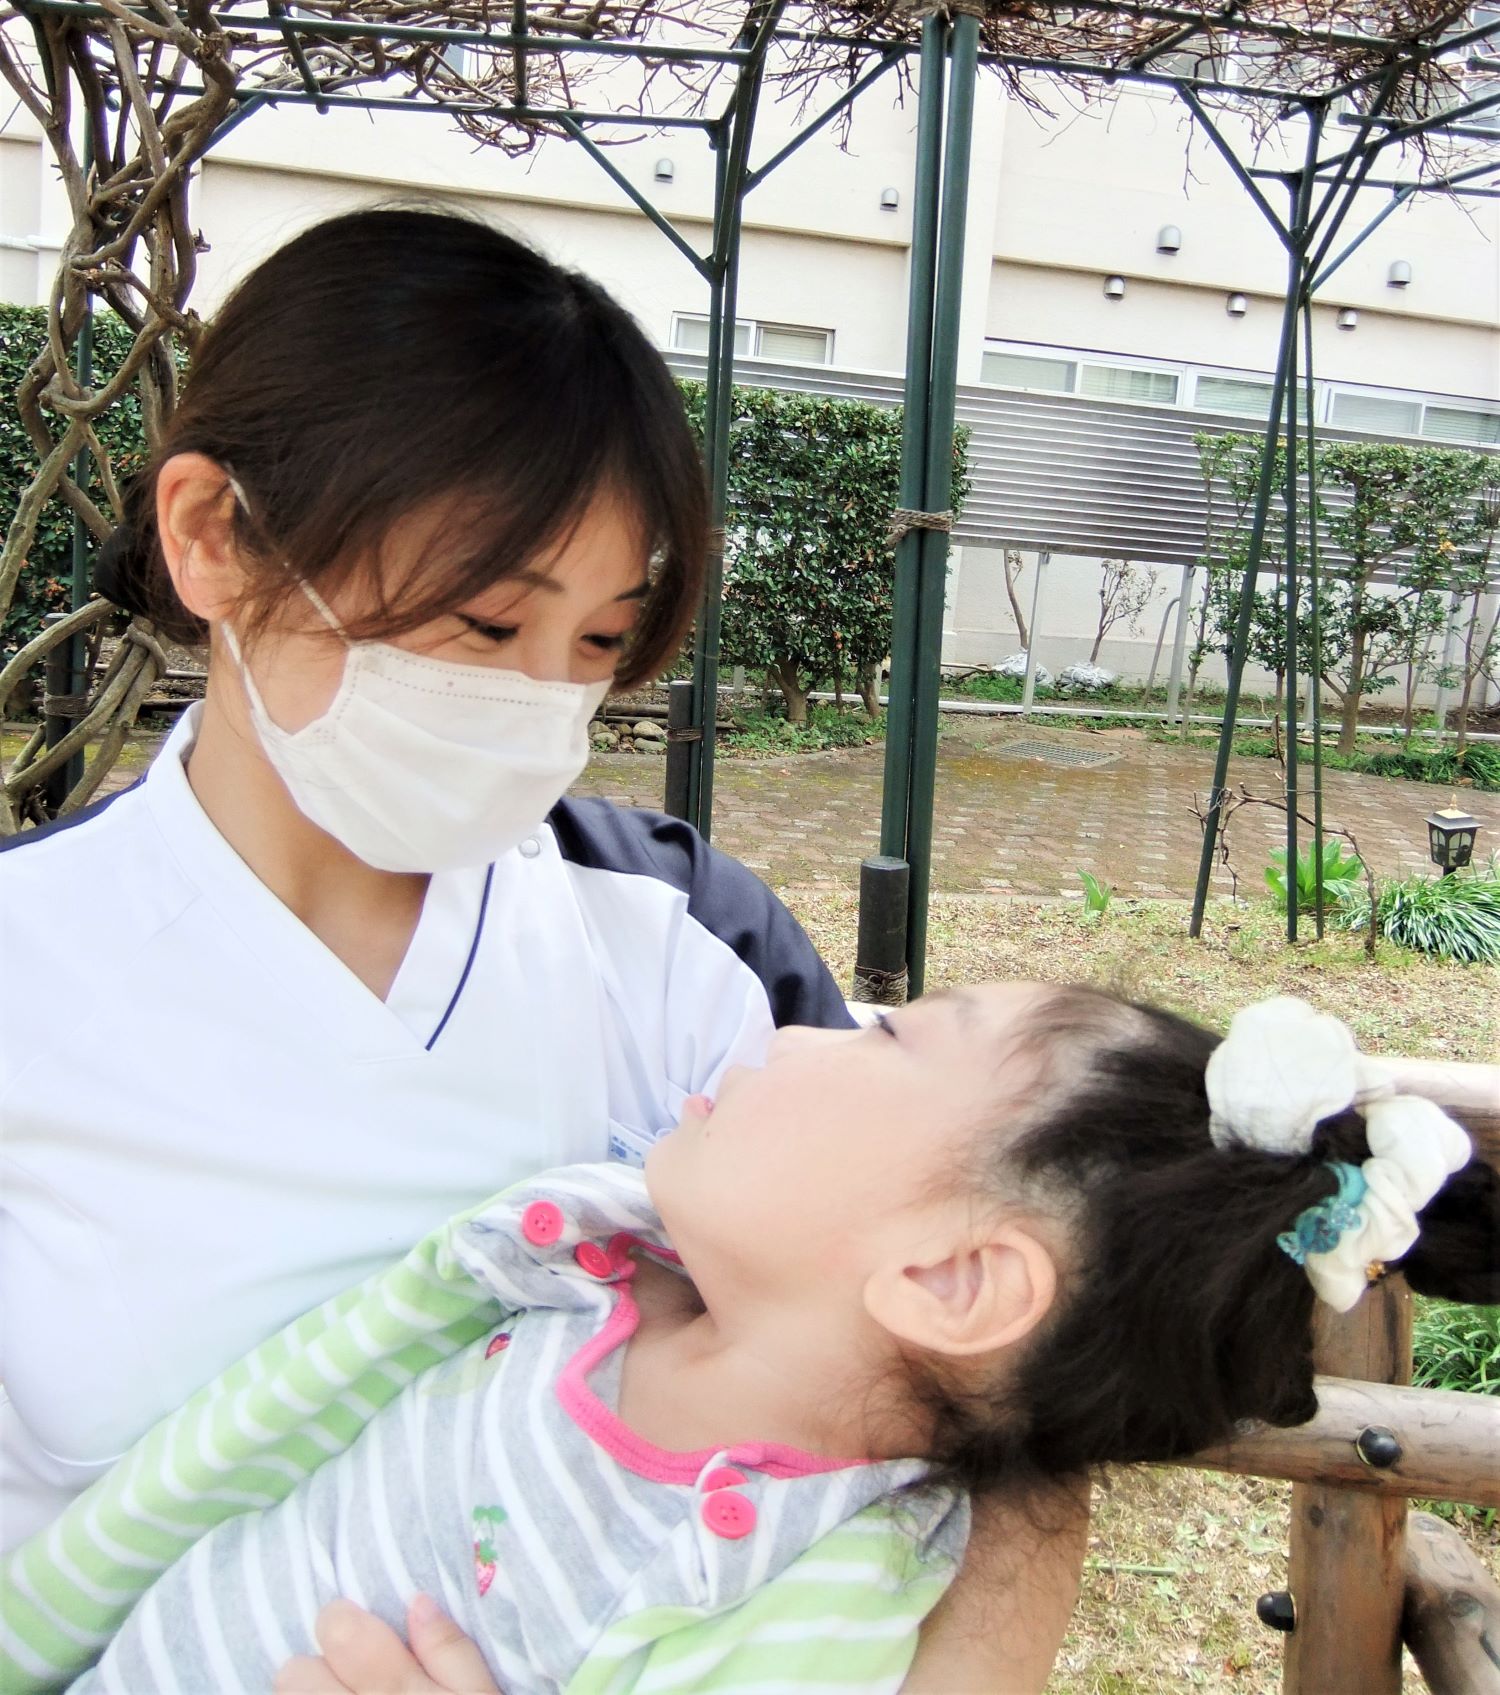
xmin=294 ymin=1485 xmax=1091 ymax=1695
xmin=902 ymin=1480 xmax=1090 ymax=1695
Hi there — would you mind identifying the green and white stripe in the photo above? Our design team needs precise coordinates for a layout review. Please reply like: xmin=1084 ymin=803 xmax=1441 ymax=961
xmin=0 ymin=1210 xmax=503 ymax=1695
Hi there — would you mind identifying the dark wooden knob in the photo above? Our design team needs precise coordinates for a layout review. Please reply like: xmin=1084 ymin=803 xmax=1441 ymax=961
xmin=1256 ymin=1590 xmax=1297 ymax=1633
xmin=1355 ymin=1425 xmax=1403 ymax=1469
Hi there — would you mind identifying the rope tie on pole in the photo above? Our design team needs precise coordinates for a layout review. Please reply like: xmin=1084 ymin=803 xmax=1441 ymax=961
xmin=886 ymin=507 xmax=953 ymax=549
xmin=851 ymin=963 xmax=910 ymax=1006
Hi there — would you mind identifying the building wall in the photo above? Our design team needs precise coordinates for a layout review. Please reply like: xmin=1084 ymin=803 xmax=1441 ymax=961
xmin=3 ymin=59 xmax=1495 ymax=702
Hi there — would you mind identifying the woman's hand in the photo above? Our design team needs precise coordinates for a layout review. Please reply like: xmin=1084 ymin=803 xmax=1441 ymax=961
xmin=274 ymin=1596 xmax=500 ymax=1695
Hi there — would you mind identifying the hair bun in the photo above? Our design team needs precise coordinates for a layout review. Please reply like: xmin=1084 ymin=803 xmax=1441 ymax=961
xmin=92 ymin=517 xmax=155 ymax=617
xmin=1397 ymin=1158 xmax=1500 ymax=1305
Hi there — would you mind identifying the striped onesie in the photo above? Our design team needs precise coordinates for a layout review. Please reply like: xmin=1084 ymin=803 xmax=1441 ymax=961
xmin=69 ymin=1165 xmax=968 ymax=1695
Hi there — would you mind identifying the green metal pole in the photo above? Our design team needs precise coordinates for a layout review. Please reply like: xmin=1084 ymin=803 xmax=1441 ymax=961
xmin=904 ymin=7 xmax=978 ymax=995
xmin=1302 ymin=302 xmax=1327 ymax=938
xmin=689 ymin=2 xmax=783 ymax=840
xmin=1282 ymin=278 xmax=1300 ymax=944
xmin=878 ymin=14 xmax=945 ymax=867
xmin=1190 ymin=126 xmax=1322 ymax=937
xmin=689 ymin=127 xmax=731 ymax=830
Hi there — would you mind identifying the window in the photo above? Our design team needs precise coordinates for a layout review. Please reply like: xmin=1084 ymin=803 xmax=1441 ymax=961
xmin=1422 ymin=404 xmax=1500 ymax=445
xmin=980 ymin=350 xmax=1076 ymax=391
xmin=671 ymin=315 xmax=752 ymax=357
xmin=1191 ymin=373 xmax=1313 ymax=422
xmin=669 ymin=314 xmax=831 ymax=364
xmin=1080 ymin=363 xmax=1180 ymax=404
xmin=1331 ymin=391 xmax=1423 ymax=435
xmin=756 ymin=324 xmax=833 ymax=363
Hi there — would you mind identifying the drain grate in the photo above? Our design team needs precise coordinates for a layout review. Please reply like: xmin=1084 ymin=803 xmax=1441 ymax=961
xmin=995 ymin=739 xmax=1121 ymax=770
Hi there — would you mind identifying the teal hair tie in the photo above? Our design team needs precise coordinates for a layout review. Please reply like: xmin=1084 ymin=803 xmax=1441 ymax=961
xmin=1277 ymin=1161 xmax=1367 ymax=1266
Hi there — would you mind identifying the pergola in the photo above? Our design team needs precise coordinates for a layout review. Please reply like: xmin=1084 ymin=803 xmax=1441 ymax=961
xmin=2 ymin=4 xmax=1500 ymax=1686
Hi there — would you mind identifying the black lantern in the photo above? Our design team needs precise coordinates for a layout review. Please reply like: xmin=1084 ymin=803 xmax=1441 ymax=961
xmin=1426 ymin=798 xmax=1479 ymax=876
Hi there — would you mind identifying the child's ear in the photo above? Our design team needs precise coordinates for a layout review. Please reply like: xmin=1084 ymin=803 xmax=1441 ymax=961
xmin=156 ymin=452 xmax=249 ymax=625
xmin=863 ymin=1225 xmax=1058 ymax=1359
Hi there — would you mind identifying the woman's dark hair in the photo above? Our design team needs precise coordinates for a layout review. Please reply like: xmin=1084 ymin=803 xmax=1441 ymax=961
xmin=918 ymin=987 xmax=1496 ymax=1495
xmin=95 ymin=207 xmax=707 ymax=688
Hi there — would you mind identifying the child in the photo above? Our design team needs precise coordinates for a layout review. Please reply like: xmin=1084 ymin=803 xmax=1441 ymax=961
xmin=62 ymin=987 xmax=1491 ymax=1693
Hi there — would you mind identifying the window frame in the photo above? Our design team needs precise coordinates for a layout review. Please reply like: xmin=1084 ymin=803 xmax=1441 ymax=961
xmin=978 ymin=337 xmax=1500 ymax=444
xmin=669 ymin=312 xmax=834 ymax=365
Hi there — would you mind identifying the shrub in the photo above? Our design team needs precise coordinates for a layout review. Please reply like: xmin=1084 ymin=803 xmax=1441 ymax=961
xmin=1265 ymin=840 xmax=1365 ymax=914
xmin=1 ymin=305 xmax=153 ymax=661
xmin=1336 ymin=867 xmax=1500 ymax=965
xmin=679 ymin=381 xmax=969 ymax=724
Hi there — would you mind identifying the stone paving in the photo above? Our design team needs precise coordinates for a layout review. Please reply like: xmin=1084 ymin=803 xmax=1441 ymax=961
xmin=574 ymin=716 xmax=1493 ymax=898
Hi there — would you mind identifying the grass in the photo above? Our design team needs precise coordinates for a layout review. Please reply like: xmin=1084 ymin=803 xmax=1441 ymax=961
xmin=779 ymin=886 xmax=1499 ymax=1694
xmin=1182 ymin=731 xmax=1500 ymax=795
xmin=717 ymin=703 xmax=884 ymax=758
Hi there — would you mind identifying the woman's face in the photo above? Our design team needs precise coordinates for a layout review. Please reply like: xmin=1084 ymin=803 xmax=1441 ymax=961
xmin=647 ymin=982 xmax=1056 ymax=1297
xmin=212 ymin=484 xmax=650 ymax=733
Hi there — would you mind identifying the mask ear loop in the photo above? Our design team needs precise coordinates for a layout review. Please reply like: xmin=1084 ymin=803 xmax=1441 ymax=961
xmin=223 ymin=466 xmax=348 ymax=643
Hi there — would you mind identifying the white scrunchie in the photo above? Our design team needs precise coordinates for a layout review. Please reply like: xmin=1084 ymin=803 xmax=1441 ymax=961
xmin=1205 ymin=996 xmax=1472 ymax=1311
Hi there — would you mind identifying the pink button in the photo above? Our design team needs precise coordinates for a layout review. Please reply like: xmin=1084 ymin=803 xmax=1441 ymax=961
xmin=521 ymin=1201 xmax=564 ymax=1247
xmin=574 ymin=1242 xmax=614 ymax=1279
xmin=702 ymin=1492 xmax=756 ymax=1540
xmin=702 ymin=1467 xmax=746 ymax=1492
xmin=485 ymin=1333 xmax=511 ymax=1358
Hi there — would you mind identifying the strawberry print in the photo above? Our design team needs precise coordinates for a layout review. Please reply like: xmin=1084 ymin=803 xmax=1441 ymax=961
xmin=485 ymin=1332 xmax=511 ymax=1359
xmin=472 ymin=1505 xmax=507 ymax=1596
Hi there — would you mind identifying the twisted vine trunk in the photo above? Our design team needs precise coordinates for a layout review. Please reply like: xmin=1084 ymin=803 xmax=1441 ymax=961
xmin=0 ymin=8 xmax=241 ymax=828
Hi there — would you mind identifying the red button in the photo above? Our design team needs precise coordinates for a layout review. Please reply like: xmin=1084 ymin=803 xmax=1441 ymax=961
xmin=702 ymin=1492 xmax=756 ymax=1540
xmin=574 ymin=1242 xmax=614 ymax=1279
xmin=702 ymin=1467 xmax=746 ymax=1492
xmin=485 ymin=1333 xmax=511 ymax=1358
xmin=521 ymin=1201 xmax=564 ymax=1247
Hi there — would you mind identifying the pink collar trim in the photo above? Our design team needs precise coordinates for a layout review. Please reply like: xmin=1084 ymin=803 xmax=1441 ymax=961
xmin=555 ymin=1233 xmax=866 ymax=1485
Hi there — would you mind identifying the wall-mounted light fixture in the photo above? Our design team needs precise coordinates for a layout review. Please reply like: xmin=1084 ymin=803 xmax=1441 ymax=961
xmin=1156 ymin=224 xmax=1182 ymax=253
xmin=1104 ymin=275 xmax=1126 ymax=300
xmin=879 ymin=186 xmax=900 ymax=210
xmin=1387 ymin=260 xmax=1413 ymax=288
xmin=654 ymin=158 xmax=675 ymax=182
xmin=1226 ymin=292 xmax=1248 ymax=317
xmin=1337 ymin=307 xmax=1359 ymax=330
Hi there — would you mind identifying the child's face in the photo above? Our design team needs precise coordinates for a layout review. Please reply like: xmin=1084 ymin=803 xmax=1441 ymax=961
xmin=646 ymin=982 xmax=1055 ymax=1299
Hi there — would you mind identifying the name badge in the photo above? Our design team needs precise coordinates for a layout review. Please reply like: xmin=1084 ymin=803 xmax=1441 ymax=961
xmin=607 ymin=1121 xmax=662 ymax=1169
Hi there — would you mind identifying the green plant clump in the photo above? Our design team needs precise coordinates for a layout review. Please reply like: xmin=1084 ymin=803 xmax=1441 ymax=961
xmin=719 ymin=703 xmax=885 ymax=758
xmin=1198 ymin=732 xmax=1500 ymax=794
xmin=1413 ymin=1297 xmax=1500 ymax=1397
xmin=1336 ymin=867 xmax=1500 ymax=965
xmin=1078 ymin=869 xmax=1114 ymax=914
xmin=1265 ymin=840 xmax=1365 ymax=914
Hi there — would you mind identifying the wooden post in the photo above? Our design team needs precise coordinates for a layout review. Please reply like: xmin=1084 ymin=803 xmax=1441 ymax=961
xmin=1403 ymin=1510 xmax=1500 ymax=1695
xmin=1282 ymin=1275 xmax=1413 ymax=1695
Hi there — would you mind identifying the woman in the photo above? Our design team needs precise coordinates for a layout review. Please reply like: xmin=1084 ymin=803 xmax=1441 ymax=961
xmin=0 ymin=208 xmax=1084 ymax=1691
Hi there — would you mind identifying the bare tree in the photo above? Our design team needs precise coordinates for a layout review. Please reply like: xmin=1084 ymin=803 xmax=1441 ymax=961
xmin=1090 ymin=558 xmax=1159 ymax=665
xmin=1002 ymin=548 xmax=1029 ymax=650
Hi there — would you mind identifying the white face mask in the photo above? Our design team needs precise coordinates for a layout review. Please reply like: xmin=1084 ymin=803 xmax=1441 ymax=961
xmin=221 ymin=564 xmax=610 ymax=875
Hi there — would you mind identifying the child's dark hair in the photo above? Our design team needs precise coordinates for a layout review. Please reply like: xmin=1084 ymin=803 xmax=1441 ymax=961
xmin=95 ymin=207 xmax=707 ymax=688
xmin=919 ymin=986 xmax=1497 ymax=1495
